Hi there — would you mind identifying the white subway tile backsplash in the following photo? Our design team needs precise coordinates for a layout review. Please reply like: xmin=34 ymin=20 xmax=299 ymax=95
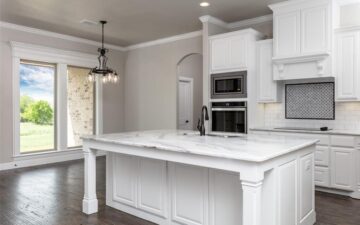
xmin=264 ymin=102 xmax=360 ymax=129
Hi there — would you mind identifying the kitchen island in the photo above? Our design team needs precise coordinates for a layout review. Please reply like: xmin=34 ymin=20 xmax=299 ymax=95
xmin=82 ymin=130 xmax=318 ymax=225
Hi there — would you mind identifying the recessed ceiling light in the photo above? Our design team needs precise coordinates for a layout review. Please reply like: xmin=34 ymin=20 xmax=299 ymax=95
xmin=200 ymin=2 xmax=210 ymax=7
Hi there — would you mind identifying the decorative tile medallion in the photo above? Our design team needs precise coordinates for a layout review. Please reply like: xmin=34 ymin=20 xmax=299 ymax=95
xmin=285 ymin=82 xmax=335 ymax=120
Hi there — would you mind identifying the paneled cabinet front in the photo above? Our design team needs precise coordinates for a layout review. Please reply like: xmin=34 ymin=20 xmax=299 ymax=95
xmin=169 ymin=163 xmax=209 ymax=225
xmin=335 ymin=30 xmax=360 ymax=101
xmin=330 ymin=147 xmax=356 ymax=190
xmin=273 ymin=11 xmax=301 ymax=57
xmin=256 ymin=39 xmax=281 ymax=103
xmin=271 ymin=0 xmax=333 ymax=58
xmin=210 ymin=32 xmax=248 ymax=73
xmin=112 ymin=155 xmax=168 ymax=218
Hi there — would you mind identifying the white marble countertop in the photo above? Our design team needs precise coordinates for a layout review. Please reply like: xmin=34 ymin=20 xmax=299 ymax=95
xmin=82 ymin=130 xmax=318 ymax=162
xmin=251 ymin=127 xmax=360 ymax=136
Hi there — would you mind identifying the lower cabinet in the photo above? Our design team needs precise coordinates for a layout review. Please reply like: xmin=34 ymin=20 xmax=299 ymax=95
xmin=112 ymin=155 xmax=168 ymax=217
xmin=113 ymin=154 xmax=138 ymax=207
xmin=138 ymin=158 xmax=167 ymax=217
xmin=209 ymin=170 xmax=242 ymax=225
xmin=331 ymin=147 xmax=356 ymax=190
xmin=110 ymin=155 xmax=245 ymax=225
xmin=169 ymin=163 xmax=209 ymax=225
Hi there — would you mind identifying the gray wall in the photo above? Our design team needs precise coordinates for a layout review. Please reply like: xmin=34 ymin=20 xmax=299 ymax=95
xmin=124 ymin=36 xmax=202 ymax=131
xmin=0 ymin=27 xmax=126 ymax=163
xmin=177 ymin=54 xmax=203 ymax=129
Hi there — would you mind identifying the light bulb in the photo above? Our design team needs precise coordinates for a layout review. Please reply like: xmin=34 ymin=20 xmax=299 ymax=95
xmin=113 ymin=75 xmax=119 ymax=83
xmin=87 ymin=73 xmax=94 ymax=82
xmin=102 ymin=76 xmax=108 ymax=83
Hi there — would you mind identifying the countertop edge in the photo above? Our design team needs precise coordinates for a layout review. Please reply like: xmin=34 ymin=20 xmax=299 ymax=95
xmin=82 ymin=136 xmax=318 ymax=163
xmin=250 ymin=127 xmax=360 ymax=136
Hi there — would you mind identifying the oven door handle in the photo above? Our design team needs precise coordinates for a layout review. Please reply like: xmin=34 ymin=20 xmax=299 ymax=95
xmin=211 ymin=108 xmax=246 ymax=111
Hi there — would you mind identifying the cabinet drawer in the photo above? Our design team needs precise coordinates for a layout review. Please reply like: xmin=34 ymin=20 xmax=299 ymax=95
xmin=315 ymin=167 xmax=330 ymax=187
xmin=299 ymin=134 xmax=329 ymax=146
xmin=331 ymin=135 xmax=355 ymax=147
xmin=271 ymin=132 xmax=329 ymax=145
xmin=315 ymin=146 xmax=329 ymax=166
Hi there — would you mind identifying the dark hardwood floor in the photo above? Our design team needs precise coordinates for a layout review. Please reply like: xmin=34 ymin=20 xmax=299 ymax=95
xmin=0 ymin=157 xmax=359 ymax=225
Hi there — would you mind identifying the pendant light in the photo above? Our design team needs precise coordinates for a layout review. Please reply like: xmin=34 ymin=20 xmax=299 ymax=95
xmin=88 ymin=21 xmax=118 ymax=83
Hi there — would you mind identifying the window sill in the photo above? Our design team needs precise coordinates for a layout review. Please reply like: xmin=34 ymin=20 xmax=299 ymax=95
xmin=13 ymin=148 xmax=83 ymax=160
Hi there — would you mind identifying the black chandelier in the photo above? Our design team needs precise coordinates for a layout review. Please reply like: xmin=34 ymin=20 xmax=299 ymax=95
xmin=88 ymin=20 xmax=118 ymax=83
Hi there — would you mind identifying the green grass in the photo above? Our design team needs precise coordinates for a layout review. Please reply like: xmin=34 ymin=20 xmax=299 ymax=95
xmin=20 ymin=122 xmax=54 ymax=153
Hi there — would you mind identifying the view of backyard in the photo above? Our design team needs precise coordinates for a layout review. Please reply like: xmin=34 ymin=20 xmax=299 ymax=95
xmin=20 ymin=122 xmax=54 ymax=152
xmin=20 ymin=61 xmax=55 ymax=153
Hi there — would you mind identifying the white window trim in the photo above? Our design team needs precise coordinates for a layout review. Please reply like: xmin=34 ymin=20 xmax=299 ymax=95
xmin=11 ymin=41 xmax=103 ymax=157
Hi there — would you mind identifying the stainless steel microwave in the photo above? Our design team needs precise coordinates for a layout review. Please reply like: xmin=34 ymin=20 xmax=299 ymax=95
xmin=211 ymin=71 xmax=247 ymax=99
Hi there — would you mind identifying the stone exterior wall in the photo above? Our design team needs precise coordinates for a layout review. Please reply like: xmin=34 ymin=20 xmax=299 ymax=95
xmin=67 ymin=66 xmax=94 ymax=147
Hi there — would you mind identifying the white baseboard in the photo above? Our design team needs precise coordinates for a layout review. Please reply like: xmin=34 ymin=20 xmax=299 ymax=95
xmin=0 ymin=150 xmax=106 ymax=171
xmin=316 ymin=186 xmax=360 ymax=199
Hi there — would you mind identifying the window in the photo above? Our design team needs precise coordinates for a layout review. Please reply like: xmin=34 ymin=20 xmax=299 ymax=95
xmin=67 ymin=66 xmax=95 ymax=148
xmin=12 ymin=42 xmax=102 ymax=156
xmin=19 ymin=60 xmax=56 ymax=153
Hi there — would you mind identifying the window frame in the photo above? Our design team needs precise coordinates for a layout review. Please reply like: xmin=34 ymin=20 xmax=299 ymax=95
xmin=19 ymin=60 xmax=58 ymax=153
xmin=12 ymin=42 xmax=103 ymax=157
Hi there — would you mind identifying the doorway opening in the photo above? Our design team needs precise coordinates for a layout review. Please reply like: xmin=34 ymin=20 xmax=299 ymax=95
xmin=176 ymin=53 xmax=203 ymax=130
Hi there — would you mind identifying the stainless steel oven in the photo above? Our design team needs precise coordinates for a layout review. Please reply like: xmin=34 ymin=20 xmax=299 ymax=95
xmin=211 ymin=71 xmax=247 ymax=99
xmin=211 ymin=101 xmax=247 ymax=133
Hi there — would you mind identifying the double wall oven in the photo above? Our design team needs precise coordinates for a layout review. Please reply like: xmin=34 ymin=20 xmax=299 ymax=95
xmin=210 ymin=71 xmax=248 ymax=134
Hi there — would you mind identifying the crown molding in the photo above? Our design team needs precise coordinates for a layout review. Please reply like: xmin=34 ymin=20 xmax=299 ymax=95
xmin=199 ymin=15 xmax=228 ymax=28
xmin=228 ymin=14 xmax=273 ymax=29
xmin=125 ymin=30 xmax=202 ymax=51
xmin=337 ymin=0 xmax=360 ymax=5
xmin=0 ymin=21 xmax=127 ymax=51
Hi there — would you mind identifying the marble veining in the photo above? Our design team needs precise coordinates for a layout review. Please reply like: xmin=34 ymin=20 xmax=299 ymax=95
xmin=82 ymin=130 xmax=318 ymax=162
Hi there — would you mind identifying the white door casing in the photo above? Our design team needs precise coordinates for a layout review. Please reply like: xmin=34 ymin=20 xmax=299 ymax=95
xmin=178 ymin=77 xmax=194 ymax=130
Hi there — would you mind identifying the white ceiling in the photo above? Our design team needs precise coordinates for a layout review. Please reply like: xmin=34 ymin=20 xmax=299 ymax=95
xmin=0 ymin=0 xmax=283 ymax=46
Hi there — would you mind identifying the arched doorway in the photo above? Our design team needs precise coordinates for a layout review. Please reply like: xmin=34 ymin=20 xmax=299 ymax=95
xmin=176 ymin=53 xmax=203 ymax=130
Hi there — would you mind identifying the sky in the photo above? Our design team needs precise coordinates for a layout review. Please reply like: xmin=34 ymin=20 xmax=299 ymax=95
xmin=20 ymin=63 xmax=55 ymax=106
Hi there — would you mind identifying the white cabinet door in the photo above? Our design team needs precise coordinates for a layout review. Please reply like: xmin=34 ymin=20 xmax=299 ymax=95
xmin=112 ymin=155 xmax=138 ymax=207
xmin=209 ymin=170 xmax=242 ymax=225
xmin=170 ymin=163 xmax=208 ymax=225
xmin=299 ymin=154 xmax=314 ymax=223
xmin=274 ymin=11 xmax=301 ymax=57
xmin=278 ymin=160 xmax=297 ymax=225
xmin=331 ymin=147 xmax=355 ymax=190
xmin=211 ymin=38 xmax=229 ymax=72
xmin=301 ymin=5 xmax=330 ymax=54
xmin=256 ymin=40 xmax=281 ymax=103
xmin=138 ymin=158 xmax=167 ymax=218
xmin=336 ymin=31 xmax=360 ymax=101
xmin=229 ymin=35 xmax=247 ymax=70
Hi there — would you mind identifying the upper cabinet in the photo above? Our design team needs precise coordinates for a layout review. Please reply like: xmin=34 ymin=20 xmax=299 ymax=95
xmin=273 ymin=11 xmax=301 ymax=57
xmin=269 ymin=0 xmax=339 ymax=80
xmin=335 ymin=29 xmax=360 ymax=101
xmin=209 ymin=29 xmax=263 ymax=74
xmin=256 ymin=39 xmax=282 ymax=103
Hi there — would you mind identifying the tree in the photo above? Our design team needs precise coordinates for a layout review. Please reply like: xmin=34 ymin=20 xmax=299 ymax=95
xmin=23 ymin=100 xmax=53 ymax=125
xmin=20 ymin=95 xmax=34 ymax=122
